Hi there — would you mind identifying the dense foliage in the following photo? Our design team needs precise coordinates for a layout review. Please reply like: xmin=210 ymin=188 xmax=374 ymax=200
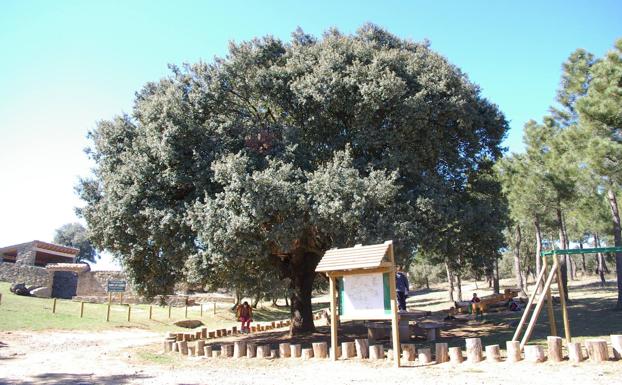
xmin=78 ymin=25 xmax=509 ymax=333
xmin=53 ymin=223 xmax=98 ymax=264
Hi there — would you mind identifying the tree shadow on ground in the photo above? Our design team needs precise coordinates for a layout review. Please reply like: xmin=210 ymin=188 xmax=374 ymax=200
xmin=0 ymin=373 xmax=152 ymax=385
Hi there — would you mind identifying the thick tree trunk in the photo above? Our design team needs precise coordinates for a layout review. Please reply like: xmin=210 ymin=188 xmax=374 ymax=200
xmin=514 ymin=224 xmax=524 ymax=291
xmin=534 ymin=217 xmax=543 ymax=292
xmin=445 ymin=262 xmax=454 ymax=302
xmin=425 ymin=277 xmax=430 ymax=290
xmin=556 ymin=208 xmax=570 ymax=300
xmin=282 ymin=249 xmax=322 ymax=335
xmin=606 ymin=188 xmax=622 ymax=309
xmin=594 ymin=233 xmax=607 ymax=287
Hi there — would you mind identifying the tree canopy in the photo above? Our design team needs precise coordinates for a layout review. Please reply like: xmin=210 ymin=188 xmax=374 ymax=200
xmin=79 ymin=24 xmax=509 ymax=333
xmin=53 ymin=223 xmax=98 ymax=264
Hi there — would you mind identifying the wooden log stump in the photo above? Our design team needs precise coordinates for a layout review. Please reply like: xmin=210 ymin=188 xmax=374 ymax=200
xmin=176 ymin=332 xmax=184 ymax=341
xmin=506 ymin=341 xmax=521 ymax=362
xmin=485 ymin=345 xmax=500 ymax=362
xmin=435 ymin=343 xmax=449 ymax=363
xmin=251 ymin=326 xmax=257 ymax=333
xmin=221 ymin=344 xmax=233 ymax=358
xmin=201 ymin=327 xmax=208 ymax=339
xmin=231 ymin=326 xmax=237 ymax=335
xmin=355 ymin=338 xmax=369 ymax=359
xmin=418 ymin=348 xmax=432 ymax=364
xmin=212 ymin=350 xmax=220 ymax=358
xmin=188 ymin=345 xmax=196 ymax=356
xmin=208 ymin=331 xmax=215 ymax=339
xmin=312 ymin=342 xmax=328 ymax=358
xmin=196 ymin=340 xmax=205 ymax=356
xmin=279 ymin=343 xmax=291 ymax=358
xmin=290 ymin=344 xmax=302 ymax=358
xmin=257 ymin=345 xmax=271 ymax=359
xmin=215 ymin=329 xmax=222 ymax=338
xmin=524 ymin=345 xmax=545 ymax=363
xmin=369 ymin=345 xmax=384 ymax=360
xmin=449 ymin=347 xmax=464 ymax=364
xmin=402 ymin=344 xmax=416 ymax=362
xmin=465 ymin=338 xmax=483 ymax=363
xmin=204 ymin=345 xmax=212 ymax=357
xmin=302 ymin=348 xmax=314 ymax=360
xmin=547 ymin=336 xmax=563 ymax=362
xmin=611 ymin=335 xmax=622 ymax=360
xmin=164 ymin=339 xmax=174 ymax=352
xmin=567 ymin=342 xmax=583 ymax=363
xmin=172 ymin=342 xmax=179 ymax=352
xmin=195 ymin=331 xmax=202 ymax=340
xmin=246 ymin=343 xmax=257 ymax=358
xmin=234 ymin=341 xmax=247 ymax=358
xmin=178 ymin=340 xmax=188 ymax=356
xmin=585 ymin=339 xmax=608 ymax=362
xmin=342 ymin=342 xmax=356 ymax=359
xmin=271 ymin=349 xmax=278 ymax=358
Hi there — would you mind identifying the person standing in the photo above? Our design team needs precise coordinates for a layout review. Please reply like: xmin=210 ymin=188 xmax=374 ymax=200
xmin=395 ymin=267 xmax=409 ymax=311
xmin=236 ymin=301 xmax=253 ymax=333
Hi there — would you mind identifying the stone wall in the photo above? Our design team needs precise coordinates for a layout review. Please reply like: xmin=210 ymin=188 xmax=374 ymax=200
xmin=0 ymin=262 xmax=51 ymax=288
xmin=76 ymin=271 xmax=134 ymax=296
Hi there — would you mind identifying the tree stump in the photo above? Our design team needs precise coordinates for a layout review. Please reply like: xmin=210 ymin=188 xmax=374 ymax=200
xmin=302 ymin=348 xmax=314 ymax=360
xmin=211 ymin=350 xmax=220 ymax=358
xmin=196 ymin=340 xmax=205 ymax=356
xmin=340 ymin=341 xmax=356 ymax=359
xmin=547 ymin=336 xmax=563 ymax=362
xmin=188 ymin=345 xmax=196 ymax=356
xmin=418 ymin=348 xmax=432 ymax=364
xmin=231 ymin=326 xmax=237 ymax=335
xmin=506 ymin=341 xmax=521 ymax=362
xmin=201 ymin=327 xmax=208 ymax=339
xmin=176 ymin=333 xmax=184 ymax=341
xmin=246 ymin=343 xmax=257 ymax=358
xmin=435 ymin=343 xmax=449 ymax=363
xmin=611 ymin=335 xmax=622 ymax=360
xmin=178 ymin=340 xmax=188 ymax=356
xmin=216 ymin=329 xmax=222 ymax=338
xmin=449 ymin=347 xmax=464 ymax=364
xmin=312 ymin=342 xmax=328 ymax=358
xmin=524 ymin=345 xmax=545 ymax=363
xmin=402 ymin=344 xmax=416 ymax=362
xmin=585 ymin=339 xmax=608 ymax=362
xmin=290 ymin=344 xmax=302 ymax=358
xmin=221 ymin=344 xmax=233 ymax=358
xmin=208 ymin=331 xmax=215 ymax=339
xmin=369 ymin=345 xmax=384 ymax=360
xmin=485 ymin=345 xmax=500 ymax=362
xmin=355 ymin=338 xmax=369 ymax=359
xmin=465 ymin=338 xmax=483 ymax=363
xmin=279 ymin=343 xmax=291 ymax=358
xmin=234 ymin=341 xmax=247 ymax=358
xmin=204 ymin=345 xmax=213 ymax=357
xmin=257 ymin=345 xmax=271 ymax=359
xmin=567 ymin=342 xmax=583 ymax=363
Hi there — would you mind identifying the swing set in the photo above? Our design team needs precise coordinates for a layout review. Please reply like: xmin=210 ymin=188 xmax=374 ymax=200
xmin=513 ymin=246 xmax=622 ymax=349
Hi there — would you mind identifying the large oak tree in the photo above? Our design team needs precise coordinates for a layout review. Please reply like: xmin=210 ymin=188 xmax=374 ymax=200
xmin=78 ymin=25 xmax=508 ymax=334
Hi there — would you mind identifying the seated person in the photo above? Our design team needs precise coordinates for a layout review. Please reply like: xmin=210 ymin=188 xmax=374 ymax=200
xmin=471 ymin=293 xmax=481 ymax=303
xmin=236 ymin=301 xmax=253 ymax=333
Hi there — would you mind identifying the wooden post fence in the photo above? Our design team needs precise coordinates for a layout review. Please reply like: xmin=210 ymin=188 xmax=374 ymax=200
xmin=52 ymin=298 xmax=57 ymax=314
xmin=127 ymin=305 xmax=131 ymax=322
xmin=149 ymin=305 xmax=153 ymax=320
xmin=80 ymin=302 xmax=85 ymax=318
xmin=106 ymin=303 xmax=111 ymax=322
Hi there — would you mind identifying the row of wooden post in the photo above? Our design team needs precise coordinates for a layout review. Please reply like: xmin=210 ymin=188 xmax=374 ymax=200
xmin=50 ymin=299 xmax=222 ymax=322
xmin=166 ymin=335 xmax=622 ymax=364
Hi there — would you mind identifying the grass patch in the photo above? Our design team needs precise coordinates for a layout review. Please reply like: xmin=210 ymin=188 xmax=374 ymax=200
xmin=0 ymin=282 xmax=290 ymax=332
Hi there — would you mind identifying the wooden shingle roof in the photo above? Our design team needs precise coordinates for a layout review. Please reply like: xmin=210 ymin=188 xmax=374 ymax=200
xmin=315 ymin=241 xmax=394 ymax=273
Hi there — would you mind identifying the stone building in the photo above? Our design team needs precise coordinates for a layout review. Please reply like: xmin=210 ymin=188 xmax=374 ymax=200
xmin=0 ymin=240 xmax=131 ymax=300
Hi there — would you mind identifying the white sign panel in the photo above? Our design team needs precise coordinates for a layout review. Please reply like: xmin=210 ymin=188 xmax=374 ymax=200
xmin=339 ymin=272 xmax=390 ymax=319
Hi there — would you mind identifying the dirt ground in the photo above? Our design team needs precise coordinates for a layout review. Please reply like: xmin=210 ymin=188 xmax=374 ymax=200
xmin=0 ymin=328 xmax=620 ymax=385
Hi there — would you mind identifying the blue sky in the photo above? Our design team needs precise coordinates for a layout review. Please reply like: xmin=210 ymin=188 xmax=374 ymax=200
xmin=0 ymin=1 xmax=620 ymax=269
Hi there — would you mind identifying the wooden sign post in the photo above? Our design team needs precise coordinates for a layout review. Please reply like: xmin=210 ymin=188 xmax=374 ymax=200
xmin=316 ymin=240 xmax=401 ymax=367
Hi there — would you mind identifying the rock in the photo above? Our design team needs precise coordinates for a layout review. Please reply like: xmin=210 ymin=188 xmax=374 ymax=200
xmin=30 ymin=287 xmax=52 ymax=298
xmin=11 ymin=283 xmax=30 ymax=296
xmin=173 ymin=320 xmax=204 ymax=329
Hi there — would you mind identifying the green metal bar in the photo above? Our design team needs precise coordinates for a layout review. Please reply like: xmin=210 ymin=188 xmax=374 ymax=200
xmin=541 ymin=246 xmax=622 ymax=257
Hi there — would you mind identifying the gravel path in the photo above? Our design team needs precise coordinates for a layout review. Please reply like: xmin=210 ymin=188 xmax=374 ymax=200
xmin=0 ymin=329 xmax=618 ymax=385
